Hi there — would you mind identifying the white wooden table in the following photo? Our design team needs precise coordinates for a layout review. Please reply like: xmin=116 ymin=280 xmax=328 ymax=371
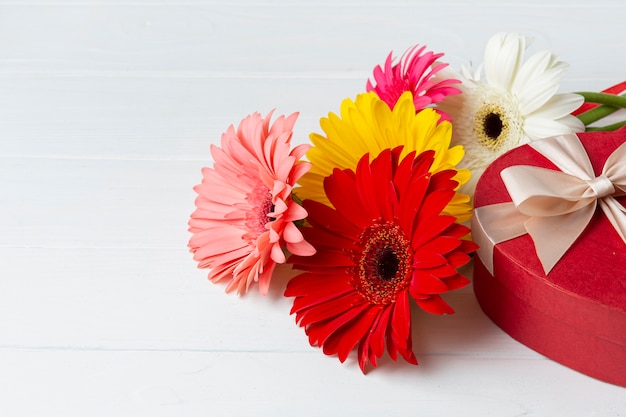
xmin=1 ymin=1 xmax=624 ymax=415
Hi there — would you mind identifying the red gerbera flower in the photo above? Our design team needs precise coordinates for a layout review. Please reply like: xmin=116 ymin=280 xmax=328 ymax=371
xmin=286 ymin=148 xmax=477 ymax=373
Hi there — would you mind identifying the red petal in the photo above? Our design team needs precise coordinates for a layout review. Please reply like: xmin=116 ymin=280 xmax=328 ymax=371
xmin=392 ymin=151 xmax=417 ymax=193
xmin=369 ymin=149 xmax=395 ymax=221
xmin=413 ymin=250 xmax=447 ymax=268
xmin=425 ymin=263 xmax=458 ymax=279
xmin=390 ymin=292 xmax=411 ymax=351
xmin=387 ymin=293 xmax=415 ymax=364
xmin=445 ymin=250 xmax=472 ymax=268
xmin=356 ymin=304 xmax=393 ymax=372
xmin=440 ymin=273 xmax=470 ymax=291
xmin=443 ymin=222 xmax=472 ymax=239
xmin=285 ymin=272 xmax=352 ymax=298
xmin=319 ymin=305 xmax=374 ymax=363
xmin=355 ymin=153 xmax=380 ymax=217
xmin=306 ymin=302 xmax=370 ymax=346
xmin=386 ymin=330 xmax=398 ymax=361
xmin=415 ymin=294 xmax=455 ymax=315
xmin=410 ymin=270 xmax=450 ymax=295
xmin=369 ymin=305 xmax=393 ymax=359
xmin=299 ymin=225 xmax=358 ymax=250
xmin=397 ymin=178 xmax=428 ymax=233
xmin=290 ymin=285 xmax=355 ymax=316
xmin=302 ymin=199 xmax=361 ymax=238
xmin=418 ymin=235 xmax=461 ymax=256
xmin=324 ymin=168 xmax=373 ymax=229
xmin=458 ymin=239 xmax=479 ymax=254
xmin=336 ymin=307 xmax=380 ymax=365
xmin=357 ymin=339 xmax=373 ymax=373
xmin=289 ymin=250 xmax=353 ymax=270
xmin=411 ymin=215 xmax=456 ymax=248
xmin=410 ymin=150 xmax=436 ymax=177
xmin=418 ymin=189 xmax=455 ymax=220
xmin=428 ymin=169 xmax=458 ymax=192
xmin=297 ymin=291 xmax=365 ymax=326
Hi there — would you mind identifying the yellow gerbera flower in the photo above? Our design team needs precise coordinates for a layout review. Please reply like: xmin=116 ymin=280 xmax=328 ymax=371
xmin=297 ymin=91 xmax=472 ymax=222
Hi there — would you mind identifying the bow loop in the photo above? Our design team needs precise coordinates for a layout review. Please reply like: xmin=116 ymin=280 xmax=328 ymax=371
xmin=500 ymin=166 xmax=598 ymax=218
xmin=603 ymin=149 xmax=626 ymax=195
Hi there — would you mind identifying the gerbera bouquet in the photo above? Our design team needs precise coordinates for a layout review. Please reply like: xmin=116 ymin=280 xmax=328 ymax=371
xmin=188 ymin=32 xmax=626 ymax=373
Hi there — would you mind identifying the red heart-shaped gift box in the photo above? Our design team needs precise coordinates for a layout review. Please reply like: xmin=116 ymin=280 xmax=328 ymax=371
xmin=472 ymin=129 xmax=626 ymax=387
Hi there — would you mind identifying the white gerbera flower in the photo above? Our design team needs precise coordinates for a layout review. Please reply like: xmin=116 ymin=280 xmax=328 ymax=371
xmin=438 ymin=32 xmax=585 ymax=194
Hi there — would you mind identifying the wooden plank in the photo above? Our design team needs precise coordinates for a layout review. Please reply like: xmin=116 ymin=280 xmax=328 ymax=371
xmin=0 ymin=246 xmax=533 ymax=356
xmin=0 ymin=158 xmax=198 ymax=247
xmin=0 ymin=349 xmax=623 ymax=417
xmin=0 ymin=2 xmax=623 ymax=80
xmin=0 ymin=77 xmax=362 ymax=159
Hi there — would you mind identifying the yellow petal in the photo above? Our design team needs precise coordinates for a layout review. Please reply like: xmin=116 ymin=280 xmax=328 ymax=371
xmin=300 ymin=91 xmax=473 ymax=220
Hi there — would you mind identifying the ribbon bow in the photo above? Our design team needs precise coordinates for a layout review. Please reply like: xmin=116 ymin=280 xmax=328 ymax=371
xmin=472 ymin=133 xmax=626 ymax=275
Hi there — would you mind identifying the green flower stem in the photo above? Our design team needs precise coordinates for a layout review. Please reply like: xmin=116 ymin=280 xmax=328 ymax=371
xmin=576 ymin=91 xmax=626 ymax=126
xmin=576 ymin=91 xmax=626 ymax=108
xmin=585 ymin=120 xmax=626 ymax=132
xmin=577 ymin=105 xmax=621 ymax=126
xmin=292 ymin=192 xmax=303 ymax=206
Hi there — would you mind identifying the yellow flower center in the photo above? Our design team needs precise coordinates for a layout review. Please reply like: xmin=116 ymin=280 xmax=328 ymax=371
xmin=474 ymin=104 xmax=508 ymax=151
xmin=473 ymin=95 xmax=524 ymax=152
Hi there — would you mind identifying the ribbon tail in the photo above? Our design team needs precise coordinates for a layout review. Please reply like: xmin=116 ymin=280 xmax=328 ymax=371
xmin=599 ymin=198 xmax=626 ymax=243
xmin=524 ymin=207 xmax=594 ymax=275
xmin=472 ymin=202 xmax=529 ymax=274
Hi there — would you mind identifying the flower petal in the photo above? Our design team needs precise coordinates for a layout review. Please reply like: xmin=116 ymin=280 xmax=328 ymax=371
xmin=415 ymin=294 xmax=455 ymax=315
xmin=528 ymin=93 xmax=584 ymax=120
xmin=484 ymin=32 xmax=528 ymax=91
xmin=188 ymin=110 xmax=310 ymax=295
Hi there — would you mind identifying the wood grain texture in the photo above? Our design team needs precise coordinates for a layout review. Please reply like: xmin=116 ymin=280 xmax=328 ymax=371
xmin=1 ymin=351 xmax=623 ymax=417
xmin=1 ymin=1 xmax=625 ymax=415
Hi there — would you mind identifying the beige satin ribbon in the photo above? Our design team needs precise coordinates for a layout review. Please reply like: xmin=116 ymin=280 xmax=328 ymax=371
xmin=472 ymin=133 xmax=626 ymax=275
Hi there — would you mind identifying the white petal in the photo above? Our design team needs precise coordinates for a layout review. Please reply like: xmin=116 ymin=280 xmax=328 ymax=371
xmin=460 ymin=63 xmax=474 ymax=80
xmin=437 ymin=65 xmax=462 ymax=83
xmin=528 ymin=93 xmax=584 ymax=120
xmin=524 ymin=116 xmax=582 ymax=141
xmin=484 ymin=32 xmax=528 ymax=91
xmin=515 ymin=56 xmax=568 ymax=114
xmin=460 ymin=61 xmax=483 ymax=80
xmin=556 ymin=114 xmax=585 ymax=132
xmin=511 ymin=51 xmax=554 ymax=93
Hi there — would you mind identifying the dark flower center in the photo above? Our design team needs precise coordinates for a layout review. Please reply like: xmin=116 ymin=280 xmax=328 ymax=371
xmin=259 ymin=191 xmax=275 ymax=223
xmin=474 ymin=102 xmax=514 ymax=151
xmin=483 ymin=112 xmax=503 ymax=140
xmin=267 ymin=204 xmax=276 ymax=222
xmin=376 ymin=247 xmax=400 ymax=281
xmin=352 ymin=220 xmax=413 ymax=305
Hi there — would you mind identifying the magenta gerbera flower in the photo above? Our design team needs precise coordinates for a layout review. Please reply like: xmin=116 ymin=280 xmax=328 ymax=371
xmin=366 ymin=44 xmax=461 ymax=116
xmin=188 ymin=111 xmax=315 ymax=295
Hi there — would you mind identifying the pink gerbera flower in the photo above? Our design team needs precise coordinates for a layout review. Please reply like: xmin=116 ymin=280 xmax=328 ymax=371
xmin=188 ymin=111 xmax=316 ymax=295
xmin=366 ymin=44 xmax=461 ymax=117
